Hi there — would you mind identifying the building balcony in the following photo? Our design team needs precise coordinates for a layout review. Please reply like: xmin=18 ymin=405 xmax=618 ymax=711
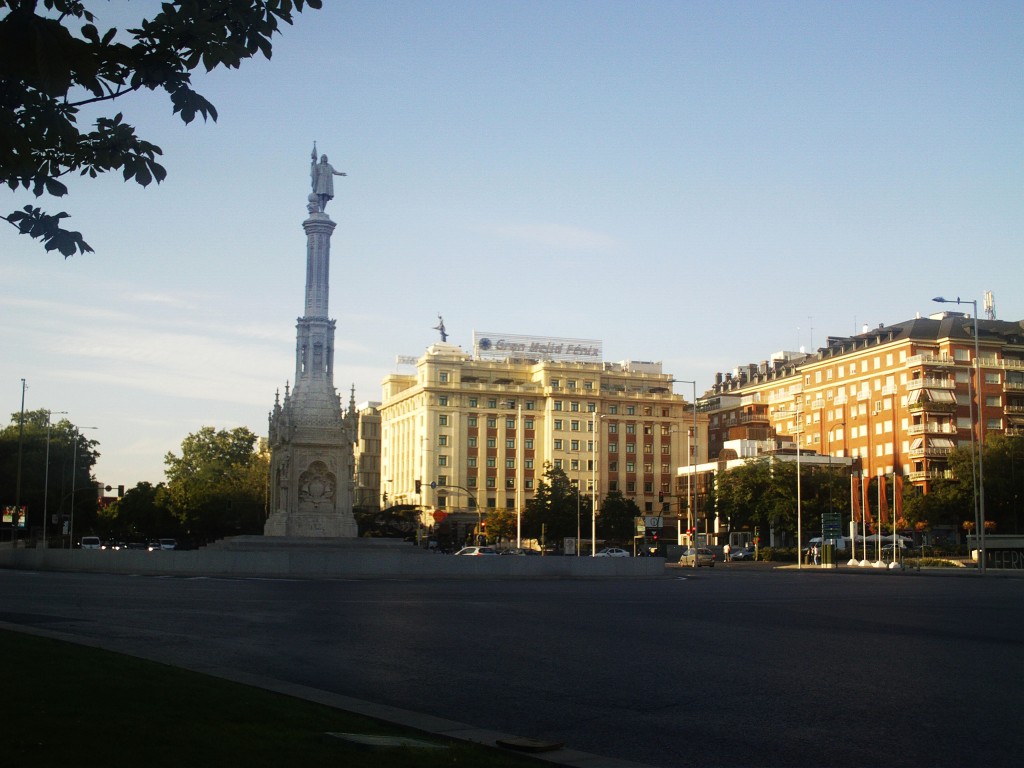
xmin=1005 ymin=381 xmax=1024 ymax=392
xmin=908 ymin=447 xmax=953 ymax=459
xmin=906 ymin=354 xmax=957 ymax=367
xmin=906 ymin=423 xmax=957 ymax=436
xmin=908 ymin=401 xmax=958 ymax=413
xmin=908 ymin=469 xmax=953 ymax=483
xmin=906 ymin=378 xmax=956 ymax=391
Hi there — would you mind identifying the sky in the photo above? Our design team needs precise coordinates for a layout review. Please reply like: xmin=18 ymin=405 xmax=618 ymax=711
xmin=2 ymin=0 xmax=1022 ymax=490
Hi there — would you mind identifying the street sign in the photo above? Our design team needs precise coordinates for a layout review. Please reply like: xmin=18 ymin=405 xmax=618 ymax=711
xmin=822 ymin=512 xmax=842 ymax=539
xmin=643 ymin=516 xmax=662 ymax=529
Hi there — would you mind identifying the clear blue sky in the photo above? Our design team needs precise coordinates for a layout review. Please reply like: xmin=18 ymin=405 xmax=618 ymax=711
xmin=3 ymin=0 xmax=1021 ymax=488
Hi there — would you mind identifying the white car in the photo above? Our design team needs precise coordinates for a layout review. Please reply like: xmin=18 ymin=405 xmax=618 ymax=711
xmin=594 ymin=547 xmax=631 ymax=558
xmin=453 ymin=546 xmax=498 ymax=556
xmin=80 ymin=536 xmax=101 ymax=550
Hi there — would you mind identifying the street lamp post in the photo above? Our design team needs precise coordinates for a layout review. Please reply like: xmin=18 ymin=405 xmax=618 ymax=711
xmin=42 ymin=410 xmax=67 ymax=548
xmin=674 ymin=380 xmax=698 ymax=547
xmin=66 ymin=425 xmax=98 ymax=548
xmin=933 ymin=296 xmax=986 ymax=573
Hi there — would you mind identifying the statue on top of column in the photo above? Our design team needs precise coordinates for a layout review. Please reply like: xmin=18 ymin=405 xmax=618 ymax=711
xmin=310 ymin=143 xmax=346 ymax=212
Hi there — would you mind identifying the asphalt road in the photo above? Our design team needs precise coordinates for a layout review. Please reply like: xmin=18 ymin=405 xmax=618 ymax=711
xmin=2 ymin=565 xmax=1022 ymax=767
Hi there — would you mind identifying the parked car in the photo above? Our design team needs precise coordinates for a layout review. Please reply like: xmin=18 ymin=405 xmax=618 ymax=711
xmin=80 ymin=536 xmax=101 ymax=550
xmin=453 ymin=546 xmax=498 ymax=556
xmin=594 ymin=547 xmax=631 ymax=558
xmin=679 ymin=547 xmax=715 ymax=568
xmin=730 ymin=548 xmax=755 ymax=561
xmin=158 ymin=538 xmax=178 ymax=551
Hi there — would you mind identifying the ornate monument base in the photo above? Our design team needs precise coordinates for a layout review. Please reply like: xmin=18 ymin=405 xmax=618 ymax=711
xmin=264 ymin=510 xmax=357 ymax=538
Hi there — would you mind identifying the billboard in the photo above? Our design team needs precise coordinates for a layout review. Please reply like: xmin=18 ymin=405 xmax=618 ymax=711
xmin=3 ymin=506 xmax=27 ymax=528
xmin=473 ymin=331 xmax=602 ymax=363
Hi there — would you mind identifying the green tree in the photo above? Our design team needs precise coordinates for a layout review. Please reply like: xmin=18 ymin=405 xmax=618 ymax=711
xmin=0 ymin=409 xmax=99 ymax=543
xmin=1 ymin=0 xmax=321 ymax=256
xmin=597 ymin=490 xmax=639 ymax=544
xmin=521 ymin=464 xmax=590 ymax=546
xmin=163 ymin=426 xmax=266 ymax=541
xmin=98 ymin=480 xmax=177 ymax=540
xmin=977 ymin=433 xmax=1024 ymax=535
xmin=482 ymin=507 xmax=515 ymax=544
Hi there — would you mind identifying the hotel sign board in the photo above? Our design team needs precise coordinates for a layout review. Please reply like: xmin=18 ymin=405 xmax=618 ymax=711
xmin=473 ymin=331 xmax=603 ymax=363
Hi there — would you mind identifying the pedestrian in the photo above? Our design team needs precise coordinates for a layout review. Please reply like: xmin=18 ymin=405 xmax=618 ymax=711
xmin=812 ymin=544 xmax=819 ymax=565
xmin=723 ymin=543 xmax=731 ymax=563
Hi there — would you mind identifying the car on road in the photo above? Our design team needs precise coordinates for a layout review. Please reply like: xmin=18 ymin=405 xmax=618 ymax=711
xmin=80 ymin=536 xmax=101 ymax=550
xmin=679 ymin=547 xmax=715 ymax=568
xmin=158 ymin=538 xmax=178 ymax=550
xmin=594 ymin=547 xmax=631 ymax=558
xmin=730 ymin=548 xmax=755 ymax=561
xmin=453 ymin=546 xmax=499 ymax=556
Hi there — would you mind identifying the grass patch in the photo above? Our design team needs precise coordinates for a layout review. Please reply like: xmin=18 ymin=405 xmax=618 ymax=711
xmin=3 ymin=629 xmax=542 ymax=768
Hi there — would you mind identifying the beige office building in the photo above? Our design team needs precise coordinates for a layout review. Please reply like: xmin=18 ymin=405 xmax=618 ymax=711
xmin=378 ymin=333 xmax=705 ymax=535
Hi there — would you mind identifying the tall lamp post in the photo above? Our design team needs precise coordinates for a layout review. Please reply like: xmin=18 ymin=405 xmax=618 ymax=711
xmin=933 ymin=296 xmax=986 ymax=573
xmin=42 ymin=410 xmax=68 ymax=548
xmin=674 ymin=380 xmax=698 ymax=546
xmin=66 ymin=425 xmax=98 ymax=548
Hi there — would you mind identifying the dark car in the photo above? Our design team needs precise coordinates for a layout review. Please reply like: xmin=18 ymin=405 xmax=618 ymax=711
xmin=730 ymin=548 xmax=755 ymax=561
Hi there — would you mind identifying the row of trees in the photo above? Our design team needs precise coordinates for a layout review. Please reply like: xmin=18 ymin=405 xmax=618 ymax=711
xmin=1 ymin=412 xmax=268 ymax=544
xmin=713 ymin=434 xmax=1024 ymax=541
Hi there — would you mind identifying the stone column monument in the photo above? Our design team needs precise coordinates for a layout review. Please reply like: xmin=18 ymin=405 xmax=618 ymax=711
xmin=264 ymin=146 xmax=358 ymax=538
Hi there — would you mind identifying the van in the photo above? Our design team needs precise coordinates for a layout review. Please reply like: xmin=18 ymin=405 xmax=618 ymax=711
xmin=80 ymin=536 xmax=101 ymax=549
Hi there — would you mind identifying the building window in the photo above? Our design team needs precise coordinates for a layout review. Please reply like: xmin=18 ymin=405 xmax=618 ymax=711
xmin=662 ymin=444 xmax=670 ymax=454
xmin=486 ymin=477 xmax=496 ymax=488
xmin=554 ymin=419 xmax=563 ymax=430
xmin=488 ymin=398 xmax=497 ymax=408
xmin=570 ymin=459 xmax=580 ymax=471
xmin=525 ymin=418 xmax=534 ymax=430
xmin=438 ymin=435 xmax=448 ymax=446
xmin=570 ymin=439 xmax=580 ymax=451
xmin=643 ymin=406 xmax=652 ymax=416
xmin=469 ymin=397 xmax=478 ymax=407
xmin=609 ymin=480 xmax=618 ymax=492
xmin=570 ymin=420 xmax=580 ymax=431
xmin=525 ymin=459 xmax=534 ymax=469
xmin=644 ymin=481 xmax=653 ymax=492
xmin=571 ymin=401 xmax=580 ymax=412
xmin=609 ymin=461 xmax=618 ymax=471
xmin=609 ymin=442 xmax=618 ymax=453
xmin=438 ymin=455 xmax=448 ymax=466
xmin=588 ymin=402 xmax=596 ymax=412
xmin=644 ymin=463 xmax=653 ymax=473
xmin=551 ymin=379 xmax=560 ymax=389
xmin=643 ymin=424 xmax=653 ymax=435
xmin=985 ymin=396 xmax=1001 ymax=406
xmin=506 ymin=418 xmax=516 ymax=429
xmin=568 ymin=380 xmax=577 ymax=390
xmin=627 ymin=481 xmax=636 ymax=493
xmin=626 ymin=423 xmax=636 ymax=434
xmin=526 ymin=400 xmax=535 ymax=410
xmin=487 ymin=438 xmax=496 ymax=448
xmin=525 ymin=479 xmax=534 ymax=490
xmin=985 ymin=373 xmax=1001 ymax=384
xmin=439 ymin=395 xmax=449 ymax=406
xmin=468 ymin=457 xmax=477 ymax=468
xmin=609 ymin=423 xmax=618 ymax=433
xmin=506 ymin=400 xmax=515 ymax=409
xmin=626 ymin=406 xmax=636 ymax=415
xmin=506 ymin=439 xmax=516 ymax=449
xmin=626 ymin=443 xmax=636 ymax=453
xmin=644 ymin=444 xmax=653 ymax=454
xmin=437 ymin=475 xmax=448 ymax=487
xmin=487 ymin=417 xmax=497 ymax=428
xmin=468 ymin=416 xmax=477 ymax=428
xmin=554 ymin=439 xmax=563 ymax=450
xmin=525 ymin=438 xmax=534 ymax=449
xmin=554 ymin=459 xmax=563 ymax=469
xmin=609 ymin=405 xmax=618 ymax=415
xmin=584 ymin=380 xmax=593 ymax=390
xmin=554 ymin=400 xmax=563 ymax=411
xmin=468 ymin=437 xmax=477 ymax=447
xmin=439 ymin=371 xmax=449 ymax=383
xmin=439 ymin=414 xmax=449 ymax=426
xmin=506 ymin=459 xmax=516 ymax=469
xmin=626 ymin=462 xmax=635 ymax=472
xmin=468 ymin=476 xmax=477 ymax=488
xmin=487 ymin=457 xmax=496 ymax=467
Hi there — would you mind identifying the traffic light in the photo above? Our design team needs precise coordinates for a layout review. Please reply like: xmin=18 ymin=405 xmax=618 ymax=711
xmin=117 ymin=485 xmax=124 ymax=498
xmin=382 ymin=491 xmax=388 ymax=504
xmin=415 ymin=479 xmax=422 ymax=493
xmin=658 ymin=491 xmax=664 ymax=503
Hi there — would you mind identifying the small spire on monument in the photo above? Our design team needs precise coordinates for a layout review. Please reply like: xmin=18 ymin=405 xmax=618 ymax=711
xmin=433 ymin=314 xmax=448 ymax=342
